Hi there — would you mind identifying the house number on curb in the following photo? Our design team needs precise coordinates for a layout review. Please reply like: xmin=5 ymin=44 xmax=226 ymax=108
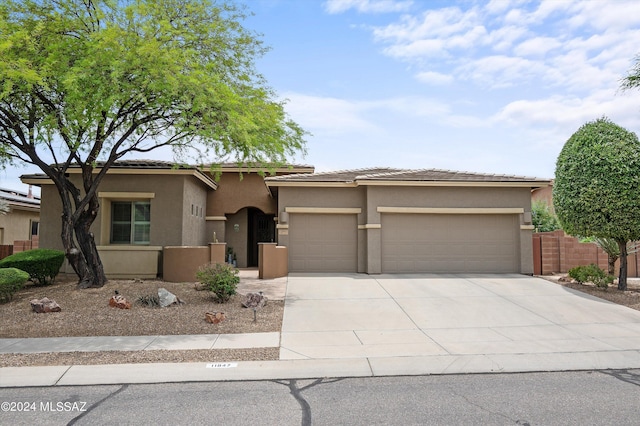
xmin=206 ymin=363 xmax=238 ymax=369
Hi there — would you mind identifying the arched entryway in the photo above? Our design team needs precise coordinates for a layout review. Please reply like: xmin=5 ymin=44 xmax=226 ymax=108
xmin=225 ymin=207 xmax=275 ymax=268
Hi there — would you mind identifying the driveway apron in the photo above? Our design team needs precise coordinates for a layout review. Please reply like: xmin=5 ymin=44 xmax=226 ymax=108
xmin=280 ymin=274 xmax=640 ymax=363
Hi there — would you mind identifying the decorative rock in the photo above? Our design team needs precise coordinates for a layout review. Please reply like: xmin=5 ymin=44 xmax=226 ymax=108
xmin=158 ymin=288 xmax=183 ymax=307
xmin=205 ymin=311 xmax=225 ymax=324
xmin=30 ymin=297 xmax=61 ymax=313
xmin=242 ymin=292 xmax=267 ymax=309
xmin=109 ymin=294 xmax=131 ymax=309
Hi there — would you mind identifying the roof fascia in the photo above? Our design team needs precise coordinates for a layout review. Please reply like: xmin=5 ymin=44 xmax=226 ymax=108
xmin=358 ymin=180 xmax=550 ymax=188
xmin=23 ymin=168 xmax=218 ymax=190
xmin=264 ymin=181 xmax=358 ymax=188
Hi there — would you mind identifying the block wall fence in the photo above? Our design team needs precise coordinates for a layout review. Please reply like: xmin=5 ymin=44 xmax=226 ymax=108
xmin=533 ymin=230 xmax=639 ymax=277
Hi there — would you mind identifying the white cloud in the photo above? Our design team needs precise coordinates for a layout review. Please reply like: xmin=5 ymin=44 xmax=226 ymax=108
xmin=514 ymin=36 xmax=562 ymax=57
xmin=415 ymin=71 xmax=454 ymax=85
xmin=324 ymin=0 xmax=413 ymax=14
xmin=282 ymin=93 xmax=377 ymax=135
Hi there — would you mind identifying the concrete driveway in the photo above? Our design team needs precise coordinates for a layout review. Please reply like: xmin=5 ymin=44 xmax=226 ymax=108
xmin=281 ymin=274 xmax=640 ymax=374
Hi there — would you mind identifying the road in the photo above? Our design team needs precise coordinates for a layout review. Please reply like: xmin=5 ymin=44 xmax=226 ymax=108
xmin=1 ymin=370 xmax=639 ymax=425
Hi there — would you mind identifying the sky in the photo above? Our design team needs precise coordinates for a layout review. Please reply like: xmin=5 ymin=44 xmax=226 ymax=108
xmin=2 ymin=0 xmax=640 ymax=193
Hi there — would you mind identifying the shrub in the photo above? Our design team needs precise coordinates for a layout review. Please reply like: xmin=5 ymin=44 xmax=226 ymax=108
xmin=568 ymin=264 xmax=614 ymax=289
xmin=136 ymin=293 xmax=160 ymax=307
xmin=196 ymin=262 xmax=239 ymax=303
xmin=0 ymin=267 xmax=30 ymax=303
xmin=0 ymin=249 xmax=65 ymax=285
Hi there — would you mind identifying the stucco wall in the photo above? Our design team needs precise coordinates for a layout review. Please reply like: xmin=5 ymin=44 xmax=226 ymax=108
xmin=225 ymin=208 xmax=248 ymax=267
xmin=38 ymin=173 xmax=211 ymax=250
xmin=206 ymin=172 xmax=275 ymax=215
xmin=0 ymin=208 xmax=39 ymax=245
xmin=181 ymin=176 xmax=208 ymax=246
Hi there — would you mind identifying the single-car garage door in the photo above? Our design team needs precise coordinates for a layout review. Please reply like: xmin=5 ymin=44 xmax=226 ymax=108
xmin=289 ymin=214 xmax=358 ymax=272
xmin=381 ymin=214 xmax=519 ymax=273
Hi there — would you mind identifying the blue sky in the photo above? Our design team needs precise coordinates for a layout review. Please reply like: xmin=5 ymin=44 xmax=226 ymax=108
xmin=2 ymin=0 xmax=640 ymax=192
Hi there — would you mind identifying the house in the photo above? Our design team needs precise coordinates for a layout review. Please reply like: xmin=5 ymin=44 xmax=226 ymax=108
xmin=266 ymin=168 xmax=549 ymax=274
xmin=20 ymin=161 xmax=314 ymax=278
xmin=21 ymin=162 xmax=549 ymax=278
xmin=0 ymin=187 xmax=40 ymax=251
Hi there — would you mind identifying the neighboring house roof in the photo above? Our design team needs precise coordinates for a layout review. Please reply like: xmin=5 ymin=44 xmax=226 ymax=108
xmin=0 ymin=187 xmax=40 ymax=212
xmin=265 ymin=168 xmax=550 ymax=188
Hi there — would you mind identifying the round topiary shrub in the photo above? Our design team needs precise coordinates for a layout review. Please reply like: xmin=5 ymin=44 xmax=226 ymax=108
xmin=0 ymin=249 xmax=65 ymax=286
xmin=0 ymin=267 xmax=30 ymax=302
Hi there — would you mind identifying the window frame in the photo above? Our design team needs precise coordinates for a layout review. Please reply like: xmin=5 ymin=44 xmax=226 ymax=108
xmin=110 ymin=201 xmax=151 ymax=245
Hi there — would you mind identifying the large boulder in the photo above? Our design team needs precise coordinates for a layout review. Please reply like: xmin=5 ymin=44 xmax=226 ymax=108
xmin=158 ymin=288 xmax=183 ymax=307
xmin=30 ymin=297 xmax=61 ymax=313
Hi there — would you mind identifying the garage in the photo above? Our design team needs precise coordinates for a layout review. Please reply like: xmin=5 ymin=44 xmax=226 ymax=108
xmin=381 ymin=213 xmax=520 ymax=273
xmin=288 ymin=213 xmax=358 ymax=272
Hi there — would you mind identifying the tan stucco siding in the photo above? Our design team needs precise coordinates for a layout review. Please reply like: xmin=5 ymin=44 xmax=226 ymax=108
xmin=0 ymin=208 xmax=39 ymax=245
xmin=365 ymin=186 xmax=532 ymax=224
xmin=206 ymin=173 xmax=275 ymax=215
xmin=181 ymin=176 xmax=208 ymax=246
xmin=225 ymin=208 xmax=248 ymax=267
xmin=38 ymin=173 xmax=213 ymax=252
xmin=39 ymin=185 xmax=64 ymax=251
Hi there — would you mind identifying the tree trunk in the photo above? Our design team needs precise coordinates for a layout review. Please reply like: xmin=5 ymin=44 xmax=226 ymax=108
xmin=617 ymin=240 xmax=628 ymax=291
xmin=607 ymin=255 xmax=617 ymax=276
xmin=59 ymin=180 xmax=108 ymax=289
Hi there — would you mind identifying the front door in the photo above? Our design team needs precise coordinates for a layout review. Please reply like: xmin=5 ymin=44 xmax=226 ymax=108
xmin=247 ymin=208 xmax=275 ymax=267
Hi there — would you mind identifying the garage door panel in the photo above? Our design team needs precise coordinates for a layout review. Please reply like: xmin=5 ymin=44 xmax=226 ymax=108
xmin=289 ymin=214 xmax=357 ymax=272
xmin=382 ymin=214 xmax=519 ymax=273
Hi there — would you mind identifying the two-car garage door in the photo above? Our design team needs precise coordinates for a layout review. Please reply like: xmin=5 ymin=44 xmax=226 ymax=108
xmin=289 ymin=214 xmax=358 ymax=272
xmin=287 ymin=212 xmax=521 ymax=273
xmin=381 ymin=214 xmax=520 ymax=273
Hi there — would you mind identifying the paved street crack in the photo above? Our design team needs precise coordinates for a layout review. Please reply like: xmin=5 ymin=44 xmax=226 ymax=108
xmin=273 ymin=378 xmax=343 ymax=426
xmin=67 ymin=384 xmax=129 ymax=425
xmin=444 ymin=384 xmax=530 ymax=425
xmin=599 ymin=369 xmax=640 ymax=387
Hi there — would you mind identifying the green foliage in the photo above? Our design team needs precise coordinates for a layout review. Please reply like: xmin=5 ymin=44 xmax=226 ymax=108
xmin=196 ymin=262 xmax=239 ymax=303
xmin=621 ymin=54 xmax=640 ymax=91
xmin=553 ymin=117 xmax=640 ymax=243
xmin=0 ymin=267 xmax=29 ymax=303
xmin=0 ymin=249 xmax=65 ymax=285
xmin=568 ymin=264 xmax=614 ymax=289
xmin=0 ymin=0 xmax=307 ymax=287
xmin=531 ymin=200 xmax=561 ymax=232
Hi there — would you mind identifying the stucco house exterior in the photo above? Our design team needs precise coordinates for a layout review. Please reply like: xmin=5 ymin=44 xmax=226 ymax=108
xmin=0 ymin=187 xmax=40 ymax=247
xmin=21 ymin=162 xmax=549 ymax=278
xmin=266 ymin=168 xmax=549 ymax=275
xmin=21 ymin=161 xmax=313 ymax=278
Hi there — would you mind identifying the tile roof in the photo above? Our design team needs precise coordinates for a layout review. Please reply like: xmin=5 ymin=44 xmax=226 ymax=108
xmin=265 ymin=167 xmax=404 ymax=183
xmin=265 ymin=168 xmax=549 ymax=184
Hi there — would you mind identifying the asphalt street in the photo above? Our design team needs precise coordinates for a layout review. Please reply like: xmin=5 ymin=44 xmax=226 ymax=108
xmin=2 ymin=370 xmax=639 ymax=425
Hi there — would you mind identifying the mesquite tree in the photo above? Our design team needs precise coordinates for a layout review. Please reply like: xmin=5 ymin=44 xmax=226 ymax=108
xmin=0 ymin=0 xmax=305 ymax=288
xmin=553 ymin=118 xmax=640 ymax=291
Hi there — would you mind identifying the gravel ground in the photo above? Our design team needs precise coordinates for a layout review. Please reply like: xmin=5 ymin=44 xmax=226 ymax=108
xmin=540 ymin=275 xmax=640 ymax=311
xmin=0 ymin=276 xmax=283 ymax=367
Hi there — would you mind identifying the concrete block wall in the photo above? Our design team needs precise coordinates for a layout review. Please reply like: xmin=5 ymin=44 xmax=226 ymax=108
xmin=534 ymin=230 xmax=639 ymax=277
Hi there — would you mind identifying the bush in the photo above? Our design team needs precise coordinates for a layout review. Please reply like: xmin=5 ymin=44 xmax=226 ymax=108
xmin=0 ymin=267 xmax=30 ymax=303
xmin=568 ymin=264 xmax=614 ymax=289
xmin=0 ymin=249 xmax=65 ymax=285
xmin=196 ymin=262 xmax=239 ymax=303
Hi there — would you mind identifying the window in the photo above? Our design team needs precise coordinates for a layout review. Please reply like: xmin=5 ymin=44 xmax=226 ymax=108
xmin=30 ymin=221 xmax=39 ymax=237
xmin=111 ymin=201 xmax=150 ymax=244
